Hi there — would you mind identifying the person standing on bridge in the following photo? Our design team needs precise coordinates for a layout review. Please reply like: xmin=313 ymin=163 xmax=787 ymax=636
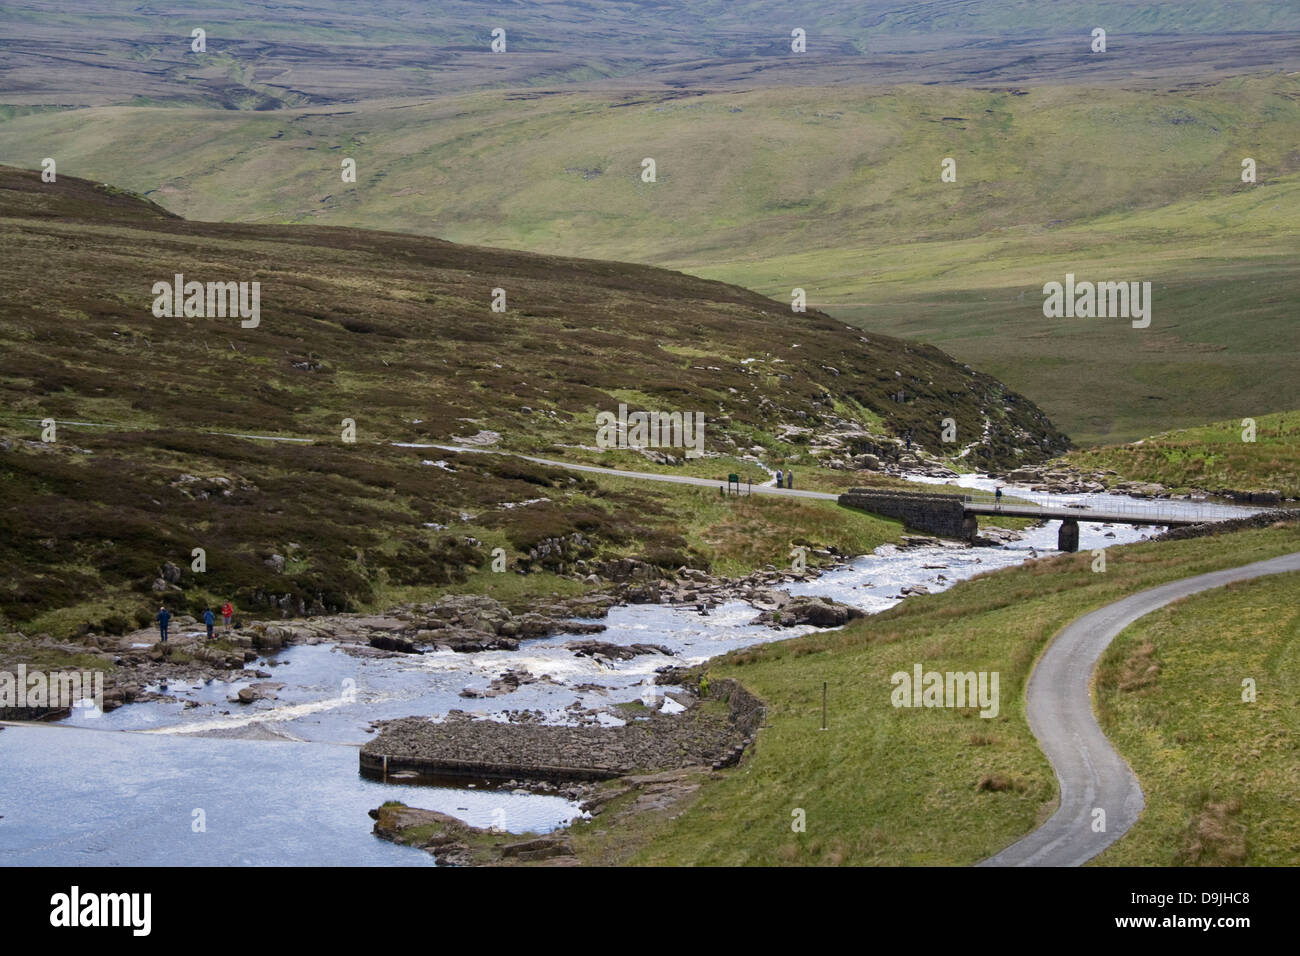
xmin=995 ymin=486 xmax=1003 ymax=510
xmin=786 ymin=469 xmax=794 ymax=489
xmin=775 ymin=469 xmax=783 ymax=489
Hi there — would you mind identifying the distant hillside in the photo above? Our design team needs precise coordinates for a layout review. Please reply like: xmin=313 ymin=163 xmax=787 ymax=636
xmin=0 ymin=167 xmax=1064 ymax=633
xmin=9 ymin=76 xmax=1295 ymax=444
xmin=2 ymin=0 xmax=1295 ymax=107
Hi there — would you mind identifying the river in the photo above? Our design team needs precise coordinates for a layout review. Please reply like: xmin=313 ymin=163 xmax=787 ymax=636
xmin=0 ymin=474 xmax=1253 ymax=865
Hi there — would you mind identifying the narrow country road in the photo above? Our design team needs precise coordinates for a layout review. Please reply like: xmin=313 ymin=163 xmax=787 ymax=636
xmin=15 ymin=420 xmax=838 ymax=499
xmin=980 ymin=550 xmax=1300 ymax=867
xmin=419 ymin=443 xmax=840 ymax=499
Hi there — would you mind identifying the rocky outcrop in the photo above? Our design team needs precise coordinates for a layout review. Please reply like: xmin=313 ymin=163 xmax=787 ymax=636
xmin=515 ymin=532 xmax=595 ymax=574
xmin=459 ymin=668 xmax=546 ymax=699
xmin=248 ymin=593 xmax=620 ymax=656
xmin=231 ymin=681 xmax=284 ymax=704
xmin=1002 ymin=463 xmax=1292 ymax=505
xmin=369 ymin=635 xmax=421 ymax=654
xmin=368 ymin=803 xmax=579 ymax=867
xmin=368 ymin=804 xmax=485 ymax=867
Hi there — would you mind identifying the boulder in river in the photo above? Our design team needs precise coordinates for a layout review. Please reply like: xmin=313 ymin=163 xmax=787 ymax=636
xmin=369 ymin=635 xmax=421 ymax=654
xmin=232 ymin=681 xmax=284 ymax=704
xmin=565 ymin=640 xmax=674 ymax=662
xmin=751 ymin=595 xmax=865 ymax=629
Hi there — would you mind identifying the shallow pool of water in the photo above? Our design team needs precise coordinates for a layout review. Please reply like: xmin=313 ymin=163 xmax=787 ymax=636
xmin=0 ymin=724 xmax=579 ymax=865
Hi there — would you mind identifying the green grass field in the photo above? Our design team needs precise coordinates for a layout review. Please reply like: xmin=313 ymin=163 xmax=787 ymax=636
xmin=1095 ymin=571 xmax=1300 ymax=865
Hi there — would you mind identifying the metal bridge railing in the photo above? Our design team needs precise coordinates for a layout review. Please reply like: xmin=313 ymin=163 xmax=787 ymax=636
xmin=961 ymin=491 xmax=1251 ymax=524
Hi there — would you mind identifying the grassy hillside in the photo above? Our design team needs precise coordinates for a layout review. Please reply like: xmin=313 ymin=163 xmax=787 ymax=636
xmin=0 ymin=166 xmax=1062 ymax=463
xmin=6 ymin=76 xmax=1295 ymax=443
xmin=8 ymin=80 xmax=1293 ymax=269
xmin=0 ymin=166 xmax=1058 ymax=634
xmin=1095 ymin=571 xmax=1300 ymax=865
xmin=556 ymin=522 xmax=1300 ymax=865
xmin=1063 ymin=410 xmax=1300 ymax=498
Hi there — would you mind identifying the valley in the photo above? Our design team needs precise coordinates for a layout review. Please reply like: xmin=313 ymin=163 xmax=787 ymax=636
xmin=1 ymin=0 xmax=1297 ymax=883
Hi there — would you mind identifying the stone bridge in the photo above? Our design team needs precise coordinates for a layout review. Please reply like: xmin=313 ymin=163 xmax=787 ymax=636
xmin=837 ymin=489 xmax=1221 ymax=552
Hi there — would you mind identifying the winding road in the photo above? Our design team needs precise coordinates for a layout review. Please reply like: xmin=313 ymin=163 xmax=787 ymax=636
xmin=980 ymin=550 xmax=1300 ymax=867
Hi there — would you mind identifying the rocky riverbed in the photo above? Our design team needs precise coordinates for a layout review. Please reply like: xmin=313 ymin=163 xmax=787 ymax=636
xmin=0 ymin=556 xmax=898 ymax=721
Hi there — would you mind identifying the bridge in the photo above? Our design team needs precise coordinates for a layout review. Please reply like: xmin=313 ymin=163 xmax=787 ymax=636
xmin=838 ymin=489 xmax=1242 ymax=552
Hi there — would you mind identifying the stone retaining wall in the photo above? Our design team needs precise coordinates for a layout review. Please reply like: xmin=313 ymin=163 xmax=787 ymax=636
xmin=838 ymin=489 xmax=973 ymax=541
xmin=709 ymin=677 xmax=765 ymax=738
xmin=1154 ymin=510 xmax=1300 ymax=543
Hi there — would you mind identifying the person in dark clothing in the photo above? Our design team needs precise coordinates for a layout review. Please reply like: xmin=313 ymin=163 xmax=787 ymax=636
xmin=203 ymin=608 xmax=215 ymax=640
xmin=775 ymin=469 xmax=783 ymax=488
xmin=785 ymin=470 xmax=794 ymax=489
xmin=156 ymin=605 xmax=171 ymax=644
xmin=995 ymin=486 xmax=1003 ymax=510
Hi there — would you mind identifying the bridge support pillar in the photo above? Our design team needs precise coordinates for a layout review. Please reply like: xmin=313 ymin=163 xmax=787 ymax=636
xmin=962 ymin=513 xmax=978 ymax=542
xmin=1058 ymin=518 xmax=1080 ymax=553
